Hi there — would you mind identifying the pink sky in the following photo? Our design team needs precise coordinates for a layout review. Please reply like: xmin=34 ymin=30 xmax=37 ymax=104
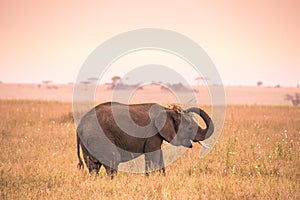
xmin=0 ymin=0 xmax=299 ymax=86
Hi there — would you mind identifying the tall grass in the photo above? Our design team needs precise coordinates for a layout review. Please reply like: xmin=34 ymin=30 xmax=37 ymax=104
xmin=0 ymin=101 xmax=299 ymax=199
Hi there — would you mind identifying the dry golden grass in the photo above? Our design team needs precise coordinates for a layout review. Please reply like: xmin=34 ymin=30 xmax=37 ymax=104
xmin=0 ymin=100 xmax=299 ymax=199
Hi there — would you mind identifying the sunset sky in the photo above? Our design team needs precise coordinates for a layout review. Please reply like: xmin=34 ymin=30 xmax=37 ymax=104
xmin=0 ymin=0 xmax=299 ymax=86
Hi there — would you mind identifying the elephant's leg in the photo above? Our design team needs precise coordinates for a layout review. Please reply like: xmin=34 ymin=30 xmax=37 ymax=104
xmin=156 ymin=149 xmax=165 ymax=175
xmin=145 ymin=154 xmax=150 ymax=176
xmin=144 ymin=137 xmax=164 ymax=175
xmin=145 ymin=150 xmax=165 ymax=175
xmin=83 ymin=156 xmax=103 ymax=176
xmin=103 ymin=164 xmax=118 ymax=179
xmin=158 ymin=150 xmax=166 ymax=176
xmin=81 ymin=144 xmax=101 ymax=175
xmin=83 ymin=155 xmax=101 ymax=175
xmin=102 ymin=150 xmax=121 ymax=179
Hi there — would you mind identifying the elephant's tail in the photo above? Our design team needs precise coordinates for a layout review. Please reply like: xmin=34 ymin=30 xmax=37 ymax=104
xmin=77 ymin=132 xmax=84 ymax=170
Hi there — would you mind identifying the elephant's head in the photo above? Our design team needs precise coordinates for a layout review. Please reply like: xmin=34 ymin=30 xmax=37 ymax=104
xmin=154 ymin=106 xmax=214 ymax=148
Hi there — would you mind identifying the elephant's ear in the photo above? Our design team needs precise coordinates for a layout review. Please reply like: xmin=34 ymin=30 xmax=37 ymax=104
xmin=154 ymin=110 xmax=178 ymax=142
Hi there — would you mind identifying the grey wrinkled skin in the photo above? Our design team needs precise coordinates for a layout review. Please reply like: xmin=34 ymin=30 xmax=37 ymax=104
xmin=76 ymin=102 xmax=214 ymax=178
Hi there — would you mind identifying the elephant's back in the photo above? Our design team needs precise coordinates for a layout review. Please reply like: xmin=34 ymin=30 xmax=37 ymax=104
xmin=94 ymin=102 xmax=163 ymax=127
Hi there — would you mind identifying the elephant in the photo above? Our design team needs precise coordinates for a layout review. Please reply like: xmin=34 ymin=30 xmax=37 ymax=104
xmin=76 ymin=102 xmax=214 ymax=178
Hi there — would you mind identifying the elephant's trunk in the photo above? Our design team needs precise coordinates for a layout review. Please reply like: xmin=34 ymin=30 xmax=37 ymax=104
xmin=185 ymin=107 xmax=214 ymax=141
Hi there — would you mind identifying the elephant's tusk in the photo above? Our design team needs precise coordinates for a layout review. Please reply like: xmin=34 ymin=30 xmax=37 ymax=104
xmin=198 ymin=141 xmax=210 ymax=149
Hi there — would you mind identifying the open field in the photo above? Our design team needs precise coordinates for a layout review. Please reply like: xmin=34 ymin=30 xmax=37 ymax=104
xmin=0 ymin=83 xmax=299 ymax=105
xmin=0 ymin=100 xmax=299 ymax=199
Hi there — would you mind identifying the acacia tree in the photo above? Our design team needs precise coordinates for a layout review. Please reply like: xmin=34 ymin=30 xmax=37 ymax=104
xmin=195 ymin=76 xmax=209 ymax=86
xmin=111 ymin=76 xmax=121 ymax=89
xmin=257 ymin=81 xmax=263 ymax=87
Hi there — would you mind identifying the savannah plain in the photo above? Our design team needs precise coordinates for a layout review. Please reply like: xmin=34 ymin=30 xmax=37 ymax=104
xmin=0 ymin=83 xmax=299 ymax=199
